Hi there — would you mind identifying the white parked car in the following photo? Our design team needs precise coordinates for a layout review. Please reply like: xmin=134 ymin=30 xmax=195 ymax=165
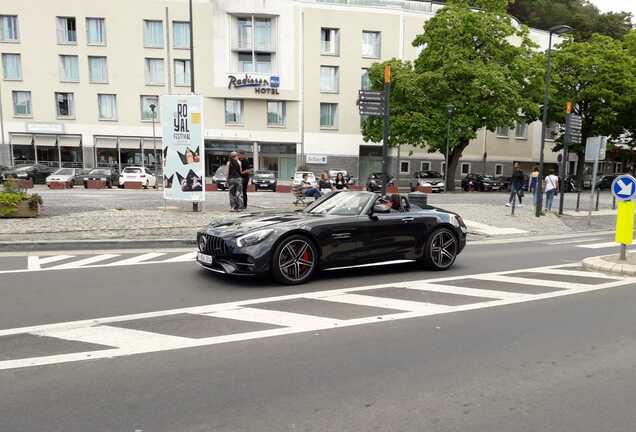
xmin=119 ymin=166 xmax=157 ymax=188
xmin=45 ymin=168 xmax=77 ymax=186
xmin=292 ymin=171 xmax=316 ymax=187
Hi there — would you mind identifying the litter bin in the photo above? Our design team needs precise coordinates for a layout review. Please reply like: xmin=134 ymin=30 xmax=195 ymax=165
xmin=408 ymin=191 xmax=428 ymax=208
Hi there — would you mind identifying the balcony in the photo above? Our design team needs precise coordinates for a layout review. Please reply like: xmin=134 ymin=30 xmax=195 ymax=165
xmin=232 ymin=39 xmax=276 ymax=53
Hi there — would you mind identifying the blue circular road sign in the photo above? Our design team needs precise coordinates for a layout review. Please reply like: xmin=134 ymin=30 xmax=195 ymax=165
xmin=611 ymin=174 xmax=636 ymax=201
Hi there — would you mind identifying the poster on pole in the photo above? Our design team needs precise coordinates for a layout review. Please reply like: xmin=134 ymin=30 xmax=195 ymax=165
xmin=161 ymin=94 xmax=205 ymax=202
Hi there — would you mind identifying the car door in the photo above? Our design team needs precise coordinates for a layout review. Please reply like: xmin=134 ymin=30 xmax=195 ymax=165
xmin=356 ymin=210 xmax=417 ymax=263
xmin=311 ymin=215 xmax=363 ymax=268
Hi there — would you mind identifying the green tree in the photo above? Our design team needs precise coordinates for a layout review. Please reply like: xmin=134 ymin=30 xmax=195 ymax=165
xmin=549 ymin=34 xmax=636 ymax=183
xmin=361 ymin=0 xmax=542 ymax=191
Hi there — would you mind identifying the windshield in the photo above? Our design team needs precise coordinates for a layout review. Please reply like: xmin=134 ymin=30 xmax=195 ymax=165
xmin=123 ymin=167 xmax=142 ymax=173
xmin=15 ymin=166 xmax=33 ymax=172
xmin=306 ymin=192 xmax=372 ymax=216
xmin=255 ymin=171 xmax=275 ymax=178
xmin=54 ymin=169 xmax=74 ymax=175
xmin=420 ymin=171 xmax=442 ymax=178
xmin=90 ymin=169 xmax=109 ymax=175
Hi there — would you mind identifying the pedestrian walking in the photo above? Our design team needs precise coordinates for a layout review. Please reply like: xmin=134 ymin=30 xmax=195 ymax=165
xmin=227 ymin=151 xmax=243 ymax=211
xmin=505 ymin=163 xmax=525 ymax=207
xmin=237 ymin=150 xmax=251 ymax=209
xmin=529 ymin=166 xmax=540 ymax=204
xmin=544 ymin=169 xmax=559 ymax=212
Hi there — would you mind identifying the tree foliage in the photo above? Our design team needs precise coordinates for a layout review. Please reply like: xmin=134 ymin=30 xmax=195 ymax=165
xmin=360 ymin=0 xmax=543 ymax=190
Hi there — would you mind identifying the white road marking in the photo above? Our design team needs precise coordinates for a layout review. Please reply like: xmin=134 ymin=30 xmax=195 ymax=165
xmin=0 ymin=264 xmax=633 ymax=371
xmin=105 ymin=252 xmax=165 ymax=266
xmin=463 ymin=220 xmax=528 ymax=236
xmin=523 ymin=268 xmax=622 ymax=279
xmin=28 ymin=255 xmax=75 ymax=271
xmin=204 ymin=308 xmax=343 ymax=328
xmin=546 ymin=238 xmax=604 ymax=245
xmin=162 ymin=251 xmax=197 ymax=262
xmin=402 ymin=282 xmax=534 ymax=300
xmin=578 ymin=241 xmax=634 ymax=249
xmin=472 ymin=274 xmax=591 ymax=290
xmin=46 ymin=254 xmax=120 ymax=270
xmin=26 ymin=256 xmax=39 ymax=271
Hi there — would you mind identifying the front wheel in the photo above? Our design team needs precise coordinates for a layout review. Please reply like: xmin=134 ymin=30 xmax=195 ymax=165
xmin=422 ymin=228 xmax=458 ymax=271
xmin=271 ymin=235 xmax=318 ymax=285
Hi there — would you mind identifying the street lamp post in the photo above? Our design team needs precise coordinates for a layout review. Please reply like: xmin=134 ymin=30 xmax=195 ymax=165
xmin=535 ymin=24 xmax=573 ymax=217
xmin=444 ymin=105 xmax=454 ymax=192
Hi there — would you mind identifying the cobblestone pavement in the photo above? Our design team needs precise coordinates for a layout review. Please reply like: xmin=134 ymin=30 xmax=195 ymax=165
xmin=0 ymin=186 xmax=617 ymax=242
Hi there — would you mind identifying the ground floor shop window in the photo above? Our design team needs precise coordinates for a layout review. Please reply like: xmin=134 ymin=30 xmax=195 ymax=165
xmin=37 ymin=147 xmax=58 ymax=166
xmin=120 ymin=150 xmax=143 ymax=166
xmin=60 ymin=147 xmax=82 ymax=167
xmin=495 ymin=164 xmax=503 ymax=176
xmin=400 ymin=161 xmax=410 ymax=174
xmin=96 ymin=148 xmax=118 ymax=167
xmin=12 ymin=145 xmax=34 ymax=164
xmin=461 ymin=163 xmax=470 ymax=176
xmin=420 ymin=161 xmax=431 ymax=171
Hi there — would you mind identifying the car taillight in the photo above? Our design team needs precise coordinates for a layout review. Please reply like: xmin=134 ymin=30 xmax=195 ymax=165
xmin=140 ymin=175 xmax=146 ymax=178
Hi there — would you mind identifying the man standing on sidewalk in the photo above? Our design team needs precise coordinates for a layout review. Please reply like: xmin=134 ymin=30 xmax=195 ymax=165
xmin=227 ymin=152 xmax=243 ymax=212
xmin=238 ymin=150 xmax=251 ymax=209
xmin=506 ymin=163 xmax=525 ymax=207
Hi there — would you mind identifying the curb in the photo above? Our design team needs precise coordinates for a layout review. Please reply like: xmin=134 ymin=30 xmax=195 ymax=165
xmin=581 ymin=254 xmax=636 ymax=277
xmin=0 ymin=238 xmax=195 ymax=252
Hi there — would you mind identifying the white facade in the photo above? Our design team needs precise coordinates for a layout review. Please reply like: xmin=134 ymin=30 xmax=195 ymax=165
xmin=0 ymin=0 xmax=565 ymax=180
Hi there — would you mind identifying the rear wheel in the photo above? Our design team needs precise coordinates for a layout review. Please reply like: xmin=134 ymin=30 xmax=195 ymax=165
xmin=271 ymin=235 xmax=318 ymax=285
xmin=422 ymin=227 xmax=458 ymax=271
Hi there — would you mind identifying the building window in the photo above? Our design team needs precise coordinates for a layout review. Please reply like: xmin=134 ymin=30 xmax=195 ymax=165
xmin=0 ymin=15 xmax=19 ymax=42
xmin=320 ymin=28 xmax=339 ymax=55
xmin=173 ymin=21 xmax=190 ymax=49
xmin=237 ymin=17 xmax=252 ymax=50
xmin=514 ymin=122 xmax=527 ymax=138
xmin=55 ymin=92 xmax=74 ymax=118
xmin=86 ymin=18 xmax=106 ymax=45
xmin=140 ymin=95 xmax=159 ymax=121
xmin=400 ymin=161 xmax=410 ymax=174
xmin=320 ymin=103 xmax=338 ymax=129
xmin=88 ymin=56 xmax=108 ymax=83
xmin=461 ymin=163 xmax=471 ymax=176
xmin=361 ymin=68 xmax=371 ymax=90
xmin=232 ymin=16 xmax=275 ymax=73
xmin=238 ymin=53 xmax=271 ymax=73
xmin=56 ymin=17 xmax=77 ymax=44
xmin=144 ymin=58 xmax=165 ymax=85
xmin=174 ymin=59 xmax=191 ymax=86
xmin=496 ymin=126 xmax=509 ymax=137
xmin=615 ymin=162 xmax=623 ymax=174
xmin=98 ymin=94 xmax=117 ymax=120
xmin=238 ymin=53 xmax=253 ymax=72
xmin=255 ymin=53 xmax=271 ymax=73
xmin=362 ymin=31 xmax=381 ymax=58
xmin=225 ymin=99 xmax=244 ymax=125
xmin=320 ymin=66 xmax=339 ymax=93
xmin=421 ymin=161 xmax=431 ymax=171
xmin=254 ymin=18 xmax=272 ymax=51
xmin=1 ymin=53 xmax=21 ymax=80
xmin=495 ymin=164 xmax=503 ymax=176
xmin=143 ymin=20 xmax=164 ymax=48
xmin=59 ymin=55 xmax=80 ymax=82
xmin=267 ymin=101 xmax=286 ymax=127
xmin=12 ymin=90 xmax=31 ymax=116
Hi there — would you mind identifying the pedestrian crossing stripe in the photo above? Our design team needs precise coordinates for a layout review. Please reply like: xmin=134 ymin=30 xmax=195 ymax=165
xmin=0 ymin=263 xmax=632 ymax=371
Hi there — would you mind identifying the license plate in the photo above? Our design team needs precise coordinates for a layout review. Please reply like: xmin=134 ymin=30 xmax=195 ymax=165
xmin=197 ymin=252 xmax=213 ymax=264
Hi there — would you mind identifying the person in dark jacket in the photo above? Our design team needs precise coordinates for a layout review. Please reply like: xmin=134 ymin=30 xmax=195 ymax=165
xmin=506 ymin=163 xmax=525 ymax=207
xmin=237 ymin=150 xmax=251 ymax=209
xmin=227 ymin=152 xmax=243 ymax=211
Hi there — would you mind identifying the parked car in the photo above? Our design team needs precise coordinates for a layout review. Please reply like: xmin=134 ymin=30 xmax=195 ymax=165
xmin=410 ymin=171 xmax=445 ymax=193
xmin=72 ymin=168 xmax=93 ymax=186
xmin=292 ymin=171 xmax=316 ymax=187
xmin=196 ymin=191 xmax=467 ymax=284
xmin=596 ymin=175 xmax=616 ymax=190
xmin=461 ymin=174 xmax=504 ymax=191
xmin=499 ymin=175 xmax=529 ymax=192
xmin=118 ymin=166 xmax=157 ymax=188
xmin=84 ymin=168 xmax=119 ymax=188
xmin=0 ymin=165 xmax=12 ymax=183
xmin=366 ymin=172 xmax=394 ymax=192
xmin=45 ymin=168 xmax=78 ymax=186
xmin=4 ymin=164 xmax=56 ymax=184
xmin=212 ymin=166 xmax=228 ymax=191
xmin=252 ymin=170 xmax=277 ymax=191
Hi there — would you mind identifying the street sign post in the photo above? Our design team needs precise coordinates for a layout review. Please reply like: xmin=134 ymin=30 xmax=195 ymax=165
xmin=586 ymin=136 xmax=608 ymax=225
xmin=611 ymin=174 xmax=636 ymax=260
xmin=558 ymin=109 xmax=582 ymax=215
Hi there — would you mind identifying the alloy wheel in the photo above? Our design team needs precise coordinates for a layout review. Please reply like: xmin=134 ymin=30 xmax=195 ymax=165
xmin=430 ymin=230 xmax=457 ymax=268
xmin=278 ymin=239 xmax=315 ymax=282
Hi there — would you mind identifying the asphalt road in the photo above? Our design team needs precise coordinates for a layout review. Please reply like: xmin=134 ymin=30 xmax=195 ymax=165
xmin=2 ymin=232 xmax=635 ymax=431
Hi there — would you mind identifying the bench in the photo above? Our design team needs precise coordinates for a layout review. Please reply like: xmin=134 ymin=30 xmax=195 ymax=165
xmin=292 ymin=184 xmax=310 ymax=206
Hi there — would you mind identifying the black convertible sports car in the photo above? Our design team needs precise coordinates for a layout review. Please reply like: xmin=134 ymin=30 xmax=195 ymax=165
xmin=196 ymin=191 xmax=467 ymax=285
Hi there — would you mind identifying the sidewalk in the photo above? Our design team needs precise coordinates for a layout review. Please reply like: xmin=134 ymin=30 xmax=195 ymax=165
xmin=0 ymin=189 xmax=613 ymax=244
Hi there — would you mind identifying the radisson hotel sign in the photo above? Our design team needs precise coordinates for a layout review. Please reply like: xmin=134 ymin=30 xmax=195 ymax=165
xmin=227 ymin=74 xmax=280 ymax=95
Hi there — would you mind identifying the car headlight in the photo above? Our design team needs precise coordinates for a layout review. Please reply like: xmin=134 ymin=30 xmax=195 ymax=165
xmin=236 ymin=229 xmax=274 ymax=248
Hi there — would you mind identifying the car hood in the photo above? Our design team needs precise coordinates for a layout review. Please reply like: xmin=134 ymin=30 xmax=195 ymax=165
xmin=418 ymin=178 xmax=443 ymax=184
xmin=204 ymin=212 xmax=322 ymax=238
xmin=47 ymin=174 xmax=74 ymax=181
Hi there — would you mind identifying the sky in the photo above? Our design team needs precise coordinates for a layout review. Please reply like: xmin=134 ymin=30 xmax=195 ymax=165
xmin=588 ymin=0 xmax=636 ymax=17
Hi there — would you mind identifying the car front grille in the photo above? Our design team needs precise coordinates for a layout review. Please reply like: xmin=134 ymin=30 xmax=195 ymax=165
xmin=202 ymin=234 xmax=229 ymax=257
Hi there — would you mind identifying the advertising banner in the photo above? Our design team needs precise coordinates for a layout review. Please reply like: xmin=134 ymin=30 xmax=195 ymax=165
xmin=161 ymin=94 xmax=205 ymax=202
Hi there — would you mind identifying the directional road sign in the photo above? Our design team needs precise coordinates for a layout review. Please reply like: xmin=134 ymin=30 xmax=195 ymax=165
xmin=565 ymin=114 xmax=582 ymax=144
xmin=358 ymin=90 xmax=385 ymax=117
xmin=611 ymin=174 xmax=636 ymax=201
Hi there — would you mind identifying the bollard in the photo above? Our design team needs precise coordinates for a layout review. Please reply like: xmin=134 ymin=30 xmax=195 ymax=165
xmin=595 ymin=188 xmax=600 ymax=211
xmin=511 ymin=193 xmax=516 ymax=216
xmin=612 ymin=195 xmax=616 ymax=210
xmin=576 ymin=191 xmax=581 ymax=212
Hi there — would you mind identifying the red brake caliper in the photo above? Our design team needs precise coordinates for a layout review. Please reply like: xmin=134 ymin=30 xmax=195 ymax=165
xmin=302 ymin=249 xmax=311 ymax=263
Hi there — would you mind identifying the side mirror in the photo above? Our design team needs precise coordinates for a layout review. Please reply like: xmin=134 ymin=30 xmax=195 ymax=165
xmin=372 ymin=205 xmax=391 ymax=215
